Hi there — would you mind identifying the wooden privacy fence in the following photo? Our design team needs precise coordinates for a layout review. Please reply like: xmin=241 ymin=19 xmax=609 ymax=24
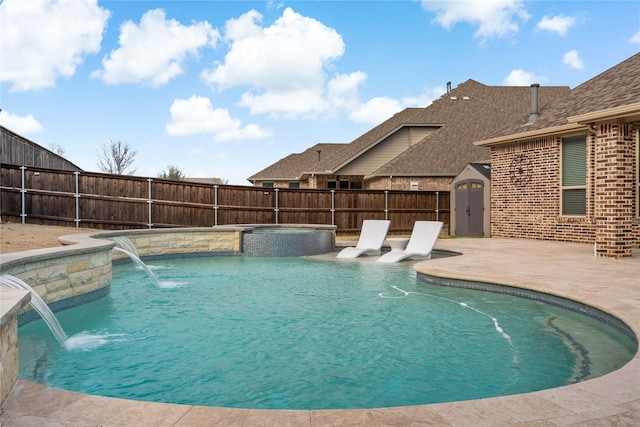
xmin=0 ymin=164 xmax=450 ymax=234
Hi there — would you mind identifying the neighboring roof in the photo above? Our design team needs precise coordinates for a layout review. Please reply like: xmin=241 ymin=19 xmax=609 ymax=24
xmin=249 ymin=79 xmax=569 ymax=182
xmin=476 ymin=53 xmax=640 ymax=146
xmin=248 ymin=143 xmax=345 ymax=182
xmin=366 ymin=80 xmax=568 ymax=177
xmin=308 ymin=107 xmax=432 ymax=175
xmin=184 ymin=177 xmax=224 ymax=185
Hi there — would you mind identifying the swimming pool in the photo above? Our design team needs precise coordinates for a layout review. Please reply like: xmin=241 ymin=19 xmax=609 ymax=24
xmin=18 ymin=255 xmax=637 ymax=410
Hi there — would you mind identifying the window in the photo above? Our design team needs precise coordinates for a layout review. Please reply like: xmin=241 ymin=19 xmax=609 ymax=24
xmin=561 ymin=135 xmax=587 ymax=215
xmin=288 ymin=182 xmax=300 ymax=189
xmin=339 ymin=180 xmax=350 ymax=189
xmin=262 ymin=182 xmax=274 ymax=188
xmin=327 ymin=181 xmax=337 ymax=189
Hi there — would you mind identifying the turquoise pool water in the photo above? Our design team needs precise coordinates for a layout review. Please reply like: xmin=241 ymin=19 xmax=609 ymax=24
xmin=18 ymin=256 xmax=636 ymax=410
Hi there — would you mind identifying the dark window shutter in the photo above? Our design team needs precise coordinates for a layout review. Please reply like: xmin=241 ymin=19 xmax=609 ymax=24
xmin=562 ymin=136 xmax=586 ymax=186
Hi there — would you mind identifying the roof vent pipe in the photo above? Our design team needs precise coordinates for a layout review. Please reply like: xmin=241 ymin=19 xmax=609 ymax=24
xmin=446 ymin=81 xmax=451 ymax=93
xmin=525 ymin=83 xmax=540 ymax=126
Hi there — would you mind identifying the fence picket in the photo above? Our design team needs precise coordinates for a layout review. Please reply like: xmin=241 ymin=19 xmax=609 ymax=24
xmin=0 ymin=163 xmax=449 ymax=234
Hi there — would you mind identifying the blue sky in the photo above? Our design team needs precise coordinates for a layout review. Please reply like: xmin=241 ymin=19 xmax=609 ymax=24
xmin=1 ymin=1 xmax=639 ymax=185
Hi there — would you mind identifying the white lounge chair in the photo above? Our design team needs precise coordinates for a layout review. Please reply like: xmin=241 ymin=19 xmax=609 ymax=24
xmin=336 ymin=219 xmax=391 ymax=259
xmin=376 ymin=220 xmax=443 ymax=263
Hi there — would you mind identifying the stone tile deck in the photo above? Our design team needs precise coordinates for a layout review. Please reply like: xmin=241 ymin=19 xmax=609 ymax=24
xmin=1 ymin=238 xmax=638 ymax=426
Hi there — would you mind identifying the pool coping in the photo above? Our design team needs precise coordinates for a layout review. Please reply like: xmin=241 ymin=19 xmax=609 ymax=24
xmin=1 ymin=235 xmax=639 ymax=426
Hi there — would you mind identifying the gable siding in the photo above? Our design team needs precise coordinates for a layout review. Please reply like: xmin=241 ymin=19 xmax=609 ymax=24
xmin=337 ymin=127 xmax=437 ymax=176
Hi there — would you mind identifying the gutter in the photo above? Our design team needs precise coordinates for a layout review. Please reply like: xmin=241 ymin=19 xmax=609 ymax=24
xmin=567 ymin=102 xmax=640 ymax=124
xmin=473 ymin=123 xmax=584 ymax=147
xmin=475 ymin=102 xmax=640 ymax=147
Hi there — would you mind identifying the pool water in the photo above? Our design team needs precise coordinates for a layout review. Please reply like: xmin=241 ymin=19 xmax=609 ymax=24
xmin=18 ymin=256 xmax=637 ymax=410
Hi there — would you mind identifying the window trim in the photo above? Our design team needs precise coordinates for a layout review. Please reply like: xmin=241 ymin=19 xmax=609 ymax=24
xmin=560 ymin=134 xmax=587 ymax=216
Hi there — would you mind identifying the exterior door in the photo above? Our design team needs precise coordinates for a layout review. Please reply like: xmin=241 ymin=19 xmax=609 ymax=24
xmin=455 ymin=179 xmax=484 ymax=237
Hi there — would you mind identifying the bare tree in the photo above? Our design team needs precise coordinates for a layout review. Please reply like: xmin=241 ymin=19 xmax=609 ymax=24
xmin=98 ymin=140 xmax=137 ymax=175
xmin=158 ymin=165 xmax=185 ymax=181
xmin=49 ymin=143 xmax=66 ymax=157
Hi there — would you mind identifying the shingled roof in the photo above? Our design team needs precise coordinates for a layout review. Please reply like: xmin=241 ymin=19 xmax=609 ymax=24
xmin=369 ymin=80 xmax=568 ymax=177
xmin=248 ymin=143 xmax=345 ymax=182
xmin=476 ymin=52 xmax=640 ymax=146
xmin=249 ymin=79 xmax=570 ymax=182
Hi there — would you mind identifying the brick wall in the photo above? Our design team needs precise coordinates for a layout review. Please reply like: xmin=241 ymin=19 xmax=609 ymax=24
xmin=491 ymin=127 xmax=639 ymax=257
xmin=594 ymin=123 xmax=637 ymax=257
xmin=491 ymin=136 xmax=596 ymax=243
xmin=366 ymin=176 xmax=452 ymax=191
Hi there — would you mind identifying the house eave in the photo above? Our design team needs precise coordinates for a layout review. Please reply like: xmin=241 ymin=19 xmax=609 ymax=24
xmin=473 ymin=123 xmax=584 ymax=147
xmin=567 ymin=102 xmax=640 ymax=124
xmin=299 ymin=171 xmax=332 ymax=180
xmin=363 ymin=172 xmax=455 ymax=180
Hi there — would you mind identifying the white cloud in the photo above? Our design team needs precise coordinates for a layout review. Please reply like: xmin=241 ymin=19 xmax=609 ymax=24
xmin=630 ymin=29 xmax=640 ymax=44
xmin=0 ymin=110 xmax=44 ymax=134
xmin=503 ymin=69 xmax=548 ymax=86
xmin=165 ymin=95 xmax=272 ymax=142
xmin=91 ymin=9 xmax=219 ymax=86
xmin=350 ymin=97 xmax=405 ymax=124
xmin=201 ymin=7 xmax=346 ymax=117
xmin=421 ymin=0 xmax=530 ymax=42
xmin=327 ymin=72 xmax=367 ymax=112
xmin=350 ymin=86 xmax=445 ymax=124
xmin=0 ymin=0 xmax=109 ymax=92
xmin=563 ymin=50 xmax=584 ymax=70
xmin=536 ymin=14 xmax=576 ymax=36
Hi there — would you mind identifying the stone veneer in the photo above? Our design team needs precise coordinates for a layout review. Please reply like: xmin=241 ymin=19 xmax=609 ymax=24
xmin=0 ymin=227 xmax=244 ymax=408
xmin=0 ymin=289 xmax=29 ymax=406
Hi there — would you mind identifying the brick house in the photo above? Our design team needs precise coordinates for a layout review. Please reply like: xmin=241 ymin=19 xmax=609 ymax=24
xmin=248 ymin=80 xmax=569 ymax=191
xmin=474 ymin=53 xmax=640 ymax=258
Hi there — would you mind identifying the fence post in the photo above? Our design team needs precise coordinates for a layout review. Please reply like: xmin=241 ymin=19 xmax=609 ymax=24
xmin=74 ymin=171 xmax=80 ymax=228
xmin=384 ymin=190 xmax=389 ymax=220
xmin=435 ymin=191 xmax=440 ymax=221
xmin=147 ymin=178 xmax=153 ymax=229
xmin=20 ymin=166 xmax=26 ymax=224
xmin=213 ymin=185 xmax=219 ymax=226
xmin=330 ymin=190 xmax=335 ymax=225
xmin=274 ymin=188 xmax=279 ymax=224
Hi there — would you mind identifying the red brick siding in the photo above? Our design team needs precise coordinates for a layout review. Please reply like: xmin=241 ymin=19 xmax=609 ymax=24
xmin=366 ymin=176 xmax=452 ymax=191
xmin=594 ymin=123 xmax=637 ymax=257
xmin=491 ymin=126 xmax=639 ymax=257
xmin=490 ymin=136 xmax=596 ymax=243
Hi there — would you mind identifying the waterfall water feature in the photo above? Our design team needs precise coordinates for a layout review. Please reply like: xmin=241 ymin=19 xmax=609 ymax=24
xmin=0 ymin=274 xmax=68 ymax=346
xmin=110 ymin=236 xmax=163 ymax=288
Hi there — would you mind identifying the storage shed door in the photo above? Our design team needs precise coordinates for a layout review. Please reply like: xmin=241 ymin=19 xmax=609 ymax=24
xmin=455 ymin=179 xmax=484 ymax=237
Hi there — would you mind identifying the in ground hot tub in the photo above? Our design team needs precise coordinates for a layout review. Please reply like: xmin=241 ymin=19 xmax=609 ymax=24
xmin=240 ymin=225 xmax=335 ymax=256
